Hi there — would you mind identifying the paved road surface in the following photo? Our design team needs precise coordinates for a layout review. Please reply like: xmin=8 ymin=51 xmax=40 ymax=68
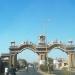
xmin=16 ymin=67 xmax=75 ymax=75
xmin=16 ymin=67 xmax=43 ymax=75
xmin=53 ymin=70 xmax=75 ymax=75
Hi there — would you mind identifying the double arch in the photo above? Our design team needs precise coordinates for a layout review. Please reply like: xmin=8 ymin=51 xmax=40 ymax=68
xmin=9 ymin=42 xmax=75 ymax=70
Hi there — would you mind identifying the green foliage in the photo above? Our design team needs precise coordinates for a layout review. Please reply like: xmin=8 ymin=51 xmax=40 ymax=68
xmin=40 ymin=64 xmax=48 ymax=72
xmin=45 ymin=57 xmax=53 ymax=65
xmin=17 ymin=59 xmax=27 ymax=68
xmin=48 ymin=58 xmax=53 ymax=64
xmin=40 ymin=57 xmax=53 ymax=72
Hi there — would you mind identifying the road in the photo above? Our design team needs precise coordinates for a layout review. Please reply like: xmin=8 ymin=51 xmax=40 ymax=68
xmin=16 ymin=67 xmax=75 ymax=75
xmin=16 ymin=67 xmax=43 ymax=75
xmin=53 ymin=70 xmax=75 ymax=75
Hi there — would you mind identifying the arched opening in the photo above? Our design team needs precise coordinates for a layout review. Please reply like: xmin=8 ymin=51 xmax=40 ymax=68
xmin=17 ymin=49 xmax=39 ymax=63
xmin=16 ymin=48 xmax=39 ymax=70
xmin=47 ymin=48 xmax=68 ymax=70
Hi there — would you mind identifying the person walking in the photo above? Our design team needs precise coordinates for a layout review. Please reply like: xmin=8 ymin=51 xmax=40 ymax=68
xmin=26 ymin=64 xmax=28 ymax=72
xmin=5 ymin=67 xmax=8 ymax=75
xmin=8 ymin=64 xmax=16 ymax=75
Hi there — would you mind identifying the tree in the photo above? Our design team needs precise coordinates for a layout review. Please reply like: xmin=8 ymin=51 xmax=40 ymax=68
xmin=17 ymin=59 xmax=27 ymax=68
xmin=48 ymin=58 xmax=53 ymax=73
xmin=48 ymin=58 xmax=53 ymax=64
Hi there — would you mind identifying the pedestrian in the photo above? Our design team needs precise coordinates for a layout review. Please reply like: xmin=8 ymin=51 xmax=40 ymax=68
xmin=8 ymin=64 xmax=16 ymax=75
xmin=26 ymin=63 xmax=29 ymax=72
xmin=16 ymin=64 xmax=19 ymax=71
xmin=4 ymin=66 xmax=8 ymax=75
xmin=33 ymin=65 xmax=35 ymax=71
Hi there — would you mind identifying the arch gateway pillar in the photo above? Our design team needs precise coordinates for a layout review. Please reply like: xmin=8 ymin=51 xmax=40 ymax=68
xmin=37 ymin=52 xmax=47 ymax=65
xmin=9 ymin=53 xmax=17 ymax=67
xmin=9 ymin=42 xmax=17 ymax=67
xmin=36 ymin=35 xmax=48 ymax=64
xmin=39 ymin=53 xmax=46 ymax=60
xmin=68 ymin=51 xmax=75 ymax=70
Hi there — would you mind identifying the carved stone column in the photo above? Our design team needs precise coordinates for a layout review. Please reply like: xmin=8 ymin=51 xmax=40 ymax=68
xmin=39 ymin=53 xmax=46 ymax=60
xmin=9 ymin=54 xmax=13 ymax=67
xmin=68 ymin=51 xmax=75 ymax=70
xmin=38 ymin=53 xmax=47 ymax=64
xmin=9 ymin=54 xmax=17 ymax=67
xmin=71 ymin=53 xmax=75 ymax=68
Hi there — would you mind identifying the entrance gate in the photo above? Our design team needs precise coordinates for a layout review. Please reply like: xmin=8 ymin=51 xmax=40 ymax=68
xmin=9 ymin=35 xmax=75 ymax=70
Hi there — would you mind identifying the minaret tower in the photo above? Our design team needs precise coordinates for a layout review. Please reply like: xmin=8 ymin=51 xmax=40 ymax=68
xmin=36 ymin=35 xmax=47 ymax=64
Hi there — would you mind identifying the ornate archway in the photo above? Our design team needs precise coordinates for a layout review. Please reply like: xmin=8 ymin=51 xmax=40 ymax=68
xmin=9 ymin=41 xmax=37 ymax=67
xmin=8 ymin=35 xmax=75 ymax=70
xmin=48 ymin=41 xmax=75 ymax=70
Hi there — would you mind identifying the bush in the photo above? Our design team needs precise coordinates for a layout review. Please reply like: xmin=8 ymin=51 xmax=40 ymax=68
xmin=40 ymin=64 xmax=48 ymax=72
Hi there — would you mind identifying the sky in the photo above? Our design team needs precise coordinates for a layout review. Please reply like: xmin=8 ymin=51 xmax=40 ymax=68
xmin=0 ymin=0 xmax=75 ymax=62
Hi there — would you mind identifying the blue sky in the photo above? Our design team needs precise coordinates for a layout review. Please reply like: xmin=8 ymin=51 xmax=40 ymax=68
xmin=0 ymin=0 xmax=75 ymax=62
